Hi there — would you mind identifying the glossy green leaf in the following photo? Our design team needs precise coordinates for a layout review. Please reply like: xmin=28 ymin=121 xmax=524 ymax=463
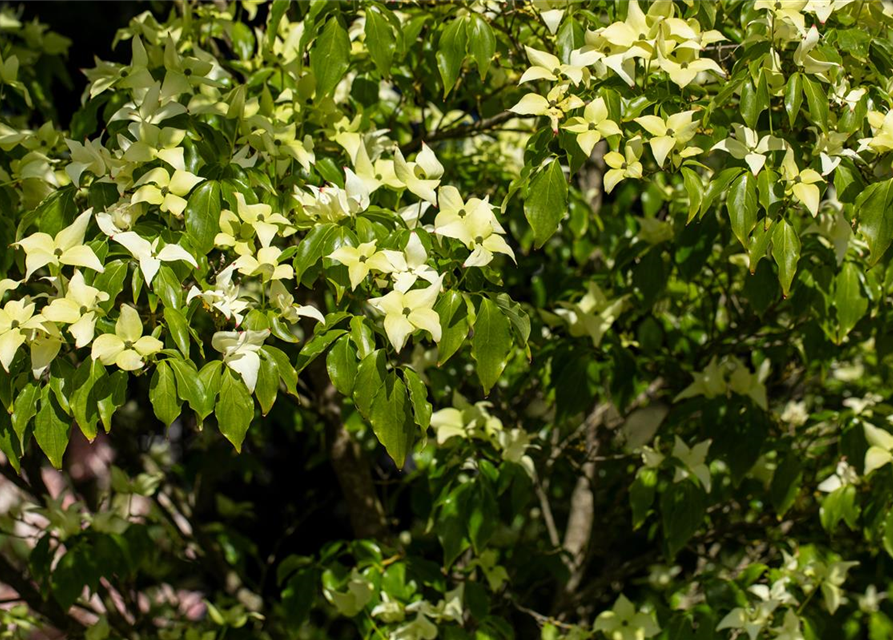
xmin=149 ymin=361 xmax=181 ymax=429
xmin=771 ymin=218 xmax=801 ymax=297
xmin=524 ymin=159 xmax=568 ymax=249
xmin=311 ymin=17 xmax=350 ymax=97
xmin=184 ymin=181 xmax=221 ymax=256
xmin=216 ymin=369 xmax=254 ymax=452
xmin=436 ymin=17 xmax=468 ymax=98
xmin=370 ymin=373 xmax=415 ymax=469
xmin=34 ymin=388 xmax=70 ymax=469
xmin=728 ymin=172 xmax=758 ymax=248
xmin=472 ymin=297 xmax=513 ymax=396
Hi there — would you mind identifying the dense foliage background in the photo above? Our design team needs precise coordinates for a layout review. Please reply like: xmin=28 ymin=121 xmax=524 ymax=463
xmin=1 ymin=1 xmax=893 ymax=639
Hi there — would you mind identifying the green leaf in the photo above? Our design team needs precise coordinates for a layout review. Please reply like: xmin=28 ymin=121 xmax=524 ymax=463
xmin=681 ymin=167 xmax=704 ymax=224
xmin=370 ymin=374 xmax=415 ymax=469
xmin=524 ymin=159 xmax=568 ymax=249
xmin=364 ymin=5 xmax=395 ymax=76
xmin=630 ymin=467 xmax=657 ymax=529
xmin=402 ymin=368 xmax=432 ymax=430
xmin=349 ymin=316 xmax=376 ymax=360
xmin=771 ymin=218 xmax=800 ymax=297
xmin=92 ymin=260 xmax=129 ymax=312
xmin=436 ymin=17 xmax=468 ymax=98
xmin=262 ymin=346 xmax=298 ymax=398
xmin=468 ymin=14 xmax=495 ymax=80
xmin=0 ymin=411 xmax=20 ymax=473
xmin=295 ymin=329 xmax=347 ymax=373
xmin=833 ymin=262 xmax=867 ymax=344
xmin=184 ymin=181 xmax=221 ymax=256
xmin=197 ymin=361 xmax=223 ymax=420
xmin=149 ymin=361 xmax=182 ymax=429
xmin=856 ymin=177 xmax=893 ymax=265
xmin=266 ymin=0 xmax=289 ymax=49
xmin=164 ymin=307 xmax=190 ymax=358
xmin=70 ymin=359 xmax=106 ymax=441
xmin=293 ymin=223 xmax=336 ymax=285
xmin=11 ymin=380 xmax=40 ymax=447
xmin=472 ymin=297 xmax=513 ymax=396
xmin=311 ymin=17 xmax=350 ymax=97
xmin=740 ymin=78 xmax=761 ymax=129
xmin=326 ymin=335 xmax=358 ymax=397
xmin=820 ymin=484 xmax=859 ymax=532
xmin=784 ymin=72 xmax=803 ymax=128
xmin=803 ymin=76 xmax=829 ymax=132
xmin=769 ymin=453 xmax=802 ymax=517
xmin=493 ymin=293 xmax=530 ymax=347
xmin=701 ymin=167 xmax=743 ymax=215
xmin=96 ymin=371 xmax=127 ymax=433
xmin=168 ymin=358 xmax=207 ymax=418
xmin=435 ymin=290 xmax=470 ymax=366
xmin=256 ymin=350 xmax=279 ymax=416
xmin=661 ymin=481 xmax=706 ymax=557
xmin=216 ymin=369 xmax=255 ymax=452
xmin=34 ymin=388 xmax=70 ymax=469
xmin=748 ymin=219 xmax=774 ymax=272
xmin=467 ymin=479 xmax=497 ymax=553
xmin=353 ymin=350 xmax=387 ymax=419
xmin=728 ymin=172 xmax=758 ymax=247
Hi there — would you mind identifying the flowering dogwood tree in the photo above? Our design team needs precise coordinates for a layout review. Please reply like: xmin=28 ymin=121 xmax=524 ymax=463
xmin=0 ymin=1 xmax=893 ymax=638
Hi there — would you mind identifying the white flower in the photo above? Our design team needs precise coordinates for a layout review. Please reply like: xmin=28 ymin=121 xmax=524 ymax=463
xmin=112 ymin=231 xmax=198 ymax=286
xmin=15 ymin=209 xmax=105 ymax=280
xmin=91 ymin=304 xmax=163 ymax=371
xmin=211 ymin=329 xmax=270 ymax=393
xmin=594 ymin=594 xmax=661 ymax=640
xmin=368 ymin=278 xmax=443 ymax=353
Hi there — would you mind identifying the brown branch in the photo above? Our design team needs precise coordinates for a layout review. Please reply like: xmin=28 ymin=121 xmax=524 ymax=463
xmin=303 ymin=361 xmax=389 ymax=541
xmin=400 ymin=111 xmax=521 ymax=153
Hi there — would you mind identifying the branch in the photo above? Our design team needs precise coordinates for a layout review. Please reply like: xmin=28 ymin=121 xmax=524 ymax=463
xmin=400 ymin=111 xmax=520 ymax=153
xmin=304 ymin=360 xmax=389 ymax=541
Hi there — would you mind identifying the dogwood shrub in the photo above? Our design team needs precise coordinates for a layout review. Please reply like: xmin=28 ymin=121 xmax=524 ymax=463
xmin=1 ymin=0 xmax=893 ymax=638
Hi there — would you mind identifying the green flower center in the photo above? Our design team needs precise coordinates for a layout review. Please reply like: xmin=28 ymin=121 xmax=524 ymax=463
xmin=184 ymin=68 xmax=193 ymax=76
xmin=359 ymin=255 xmax=368 ymax=263
xmin=474 ymin=235 xmax=484 ymax=244
xmin=621 ymin=162 xmax=628 ymax=170
xmin=161 ymin=186 xmax=169 ymax=196
xmin=257 ymin=214 xmax=265 ymax=222
xmin=666 ymin=129 xmax=675 ymax=137
xmin=54 ymin=248 xmax=64 ymax=257
xmin=120 ymin=69 xmax=129 ymax=77
xmin=794 ymin=175 xmax=802 ymax=184
xmin=402 ymin=307 xmax=411 ymax=316
xmin=551 ymin=67 xmax=561 ymax=76
xmin=79 ymin=306 xmax=89 ymax=315
xmin=9 ymin=320 xmax=19 ymax=329
xmin=274 ymin=139 xmax=282 ymax=146
xmin=458 ymin=209 xmax=467 ymax=218
xmin=589 ymin=122 xmax=598 ymax=131
xmin=124 ymin=340 xmax=134 ymax=349
xmin=375 ymin=174 xmax=382 ymax=180
xmin=680 ymin=62 xmax=689 ymax=69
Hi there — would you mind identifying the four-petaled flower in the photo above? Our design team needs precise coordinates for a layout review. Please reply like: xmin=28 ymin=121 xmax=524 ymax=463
xmin=368 ymin=278 xmax=443 ymax=353
xmin=15 ymin=210 xmax=105 ymax=280
xmin=594 ymin=594 xmax=661 ymax=640
xmin=211 ymin=329 xmax=270 ymax=393
xmin=91 ymin=304 xmax=163 ymax=371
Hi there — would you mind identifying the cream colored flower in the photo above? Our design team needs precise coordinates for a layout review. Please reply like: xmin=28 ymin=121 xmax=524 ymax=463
xmin=42 ymin=270 xmax=109 ymax=347
xmin=131 ymin=167 xmax=205 ymax=217
xmin=91 ymin=304 xmax=163 ymax=371
xmin=368 ymin=278 xmax=443 ymax=353
xmin=15 ymin=209 xmax=105 ymax=280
